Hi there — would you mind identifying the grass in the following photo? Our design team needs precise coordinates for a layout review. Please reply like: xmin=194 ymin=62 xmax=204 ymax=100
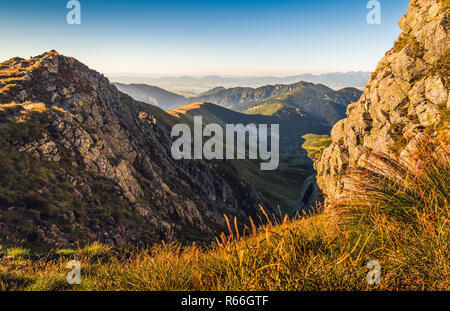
xmin=4 ymin=247 xmax=30 ymax=258
xmin=0 ymin=135 xmax=447 ymax=291
xmin=337 ymin=139 xmax=449 ymax=290
xmin=301 ymin=134 xmax=332 ymax=161
xmin=246 ymin=103 xmax=291 ymax=116
xmin=232 ymin=159 xmax=310 ymax=203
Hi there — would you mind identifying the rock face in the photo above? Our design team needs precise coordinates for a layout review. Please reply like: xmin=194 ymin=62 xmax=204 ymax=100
xmin=316 ymin=0 xmax=449 ymax=204
xmin=297 ymin=174 xmax=322 ymax=213
xmin=0 ymin=51 xmax=267 ymax=247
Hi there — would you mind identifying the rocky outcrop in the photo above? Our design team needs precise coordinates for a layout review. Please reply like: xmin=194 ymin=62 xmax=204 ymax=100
xmin=297 ymin=174 xmax=322 ymax=213
xmin=316 ymin=0 xmax=449 ymax=204
xmin=0 ymin=51 xmax=268 ymax=247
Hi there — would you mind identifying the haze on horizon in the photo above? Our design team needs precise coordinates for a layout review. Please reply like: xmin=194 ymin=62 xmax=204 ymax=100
xmin=0 ymin=0 xmax=409 ymax=76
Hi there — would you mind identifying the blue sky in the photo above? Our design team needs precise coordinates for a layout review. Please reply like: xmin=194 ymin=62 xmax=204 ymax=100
xmin=0 ymin=0 xmax=409 ymax=76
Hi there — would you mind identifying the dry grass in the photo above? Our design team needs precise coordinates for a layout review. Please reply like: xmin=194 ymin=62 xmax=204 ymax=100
xmin=339 ymin=138 xmax=449 ymax=290
xmin=0 ymin=137 xmax=448 ymax=291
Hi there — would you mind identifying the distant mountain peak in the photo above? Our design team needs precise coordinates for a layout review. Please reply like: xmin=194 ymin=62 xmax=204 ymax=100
xmin=199 ymin=86 xmax=226 ymax=97
xmin=113 ymin=82 xmax=186 ymax=110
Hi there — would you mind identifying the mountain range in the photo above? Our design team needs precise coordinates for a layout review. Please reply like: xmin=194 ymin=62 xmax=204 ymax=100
xmin=109 ymin=71 xmax=371 ymax=94
xmin=188 ymin=82 xmax=363 ymax=126
xmin=116 ymin=81 xmax=363 ymax=126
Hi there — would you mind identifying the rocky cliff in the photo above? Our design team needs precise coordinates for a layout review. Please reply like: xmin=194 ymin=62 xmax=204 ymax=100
xmin=0 ymin=51 xmax=266 ymax=247
xmin=316 ymin=0 xmax=449 ymax=204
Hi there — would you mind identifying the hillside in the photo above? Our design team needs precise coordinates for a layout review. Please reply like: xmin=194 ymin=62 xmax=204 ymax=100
xmin=114 ymin=81 xmax=362 ymax=127
xmin=185 ymin=82 xmax=303 ymax=108
xmin=245 ymin=85 xmax=363 ymax=126
xmin=3 ymin=135 xmax=448 ymax=290
xmin=0 ymin=51 xmax=273 ymax=247
xmin=246 ymin=102 xmax=303 ymax=117
xmin=199 ymin=86 xmax=226 ymax=97
xmin=113 ymin=83 xmax=186 ymax=110
xmin=168 ymin=101 xmax=264 ymax=126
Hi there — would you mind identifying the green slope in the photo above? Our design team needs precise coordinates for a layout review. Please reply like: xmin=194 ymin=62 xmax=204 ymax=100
xmin=301 ymin=134 xmax=332 ymax=162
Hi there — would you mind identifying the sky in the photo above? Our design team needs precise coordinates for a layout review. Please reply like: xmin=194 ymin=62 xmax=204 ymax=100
xmin=0 ymin=0 xmax=409 ymax=76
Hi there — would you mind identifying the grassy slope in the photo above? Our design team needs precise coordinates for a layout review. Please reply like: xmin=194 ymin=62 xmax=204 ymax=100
xmin=1 ymin=136 xmax=448 ymax=291
xmin=301 ymin=134 xmax=332 ymax=161
xmin=246 ymin=103 xmax=289 ymax=116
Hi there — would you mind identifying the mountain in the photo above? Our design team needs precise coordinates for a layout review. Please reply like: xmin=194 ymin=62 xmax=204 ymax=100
xmin=316 ymin=0 xmax=449 ymax=205
xmin=283 ymin=72 xmax=371 ymax=90
xmin=109 ymin=71 xmax=371 ymax=94
xmin=113 ymin=83 xmax=186 ymax=110
xmin=245 ymin=84 xmax=363 ymax=126
xmin=199 ymin=86 xmax=227 ymax=97
xmin=185 ymin=83 xmax=301 ymax=108
xmin=0 ymin=51 xmax=272 ymax=247
xmin=186 ymin=82 xmax=363 ymax=126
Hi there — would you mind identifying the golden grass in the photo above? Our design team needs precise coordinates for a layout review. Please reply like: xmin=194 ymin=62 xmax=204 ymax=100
xmin=0 ymin=102 xmax=47 ymax=112
xmin=0 ymin=136 xmax=448 ymax=291
xmin=301 ymin=134 xmax=332 ymax=161
xmin=167 ymin=101 xmax=210 ymax=117
xmin=22 ymin=102 xmax=47 ymax=113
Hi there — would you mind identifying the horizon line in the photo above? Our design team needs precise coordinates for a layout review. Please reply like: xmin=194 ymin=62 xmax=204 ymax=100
xmin=105 ymin=70 xmax=372 ymax=78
